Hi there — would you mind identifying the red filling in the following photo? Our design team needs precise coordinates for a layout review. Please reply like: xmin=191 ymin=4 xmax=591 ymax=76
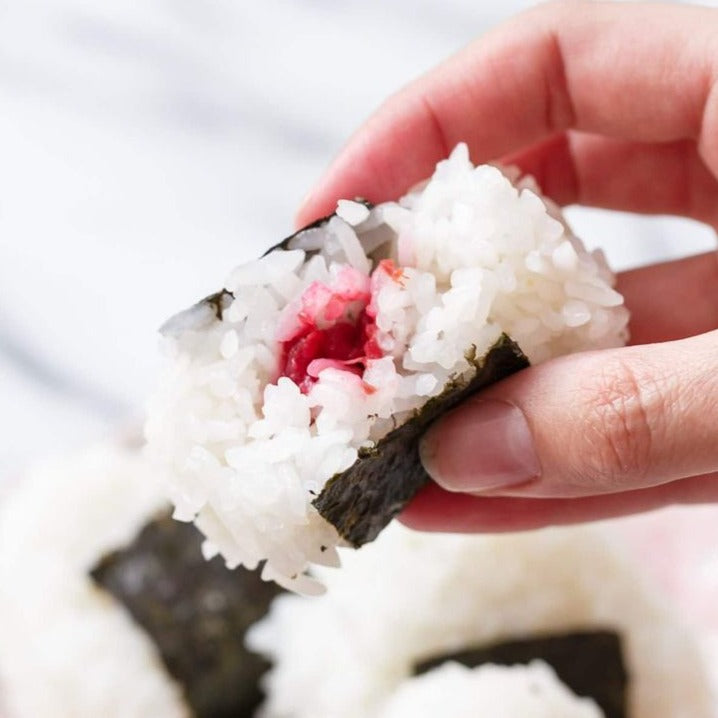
xmin=279 ymin=309 xmax=381 ymax=393
xmin=278 ymin=260 xmax=405 ymax=393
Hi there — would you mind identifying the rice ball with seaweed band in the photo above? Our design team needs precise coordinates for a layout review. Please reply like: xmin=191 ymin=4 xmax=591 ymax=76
xmin=0 ymin=444 xmax=281 ymax=718
xmin=247 ymin=524 xmax=713 ymax=718
xmin=145 ymin=144 xmax=629 ymax=592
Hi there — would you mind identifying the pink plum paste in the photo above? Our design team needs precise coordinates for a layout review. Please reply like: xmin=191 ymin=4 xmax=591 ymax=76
xmin=277 ymin=260 xmax=403 ymax=393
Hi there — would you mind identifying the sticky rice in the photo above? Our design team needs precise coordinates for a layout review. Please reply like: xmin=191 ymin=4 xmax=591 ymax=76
xmin=145 ymin=144 xmax=629 ymax=592
xmin=377 ymin=661 xmax=604 ymax=718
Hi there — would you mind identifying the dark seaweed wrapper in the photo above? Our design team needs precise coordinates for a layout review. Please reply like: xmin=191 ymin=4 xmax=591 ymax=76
xmin=90 ymin=514 xmax=282 ymax=718
xmin=314 ymin=334 xmax=530 ymax=547
xmin=414 ymin=630 xmax=628 ymax=718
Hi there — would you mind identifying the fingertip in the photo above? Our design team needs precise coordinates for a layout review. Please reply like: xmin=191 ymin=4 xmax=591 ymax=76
xmin=400 ymin=482 xmax=546 ymax=533
xmin=294 ymin=181 xmax=340 ymax=230
xmin=294 ymin=89 xmax=457 ymax=229
xmin=293 ymin=147 xmax=357 ymax=229
xmin=294 ymin=194 xmax=324 ymax=230
xmin=398 ymin=481 xmax=454 ymax=531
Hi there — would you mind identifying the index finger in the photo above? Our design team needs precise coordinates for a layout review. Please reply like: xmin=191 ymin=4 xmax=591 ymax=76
xmin=297 ymin=0 xmax=718 ymax=225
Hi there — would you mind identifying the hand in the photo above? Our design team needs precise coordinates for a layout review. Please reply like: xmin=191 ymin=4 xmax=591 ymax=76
xmin=297 ymin=0 xmax=718 ymax=532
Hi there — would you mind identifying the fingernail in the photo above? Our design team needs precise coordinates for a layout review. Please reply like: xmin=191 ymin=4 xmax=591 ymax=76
xmin=419 ymin=399 xmax=540 ymax=493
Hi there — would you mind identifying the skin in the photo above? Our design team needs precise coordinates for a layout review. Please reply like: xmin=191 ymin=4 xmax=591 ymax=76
xmin=297 ymin=0 xmax=718 ymax=532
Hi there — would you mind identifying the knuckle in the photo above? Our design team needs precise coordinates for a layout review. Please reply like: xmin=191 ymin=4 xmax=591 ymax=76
xmin=580 ymin=356 xmax=664 ymax=488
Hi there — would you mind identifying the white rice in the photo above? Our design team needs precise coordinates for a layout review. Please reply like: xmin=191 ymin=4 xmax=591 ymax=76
xmin=247 ymin=524 xmax=713 ymax=718
xmin=0 ymin=444 xmax=189 ymax=718
xmin=145 ymin=144 xmax=630 ymax=591
xmin=377 ymin=661 xmax=604 ymax=718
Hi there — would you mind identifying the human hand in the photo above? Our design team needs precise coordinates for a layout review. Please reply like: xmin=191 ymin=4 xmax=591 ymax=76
xmin=297 ymin=0 xmax=718 ymax=532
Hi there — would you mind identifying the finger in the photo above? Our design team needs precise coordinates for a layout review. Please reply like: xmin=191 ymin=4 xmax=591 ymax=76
xmin=400 ymin=471 xmax=718 ymax=533
xmin=503 ymin=133 xmax=718 ymax=227
xmin=617 ymin=252 xmax=718 ymax=345
xmin=297 ymin=0 xmax=718 ymax=225
xmin=419 ymin=329 xmax=718 ymax=498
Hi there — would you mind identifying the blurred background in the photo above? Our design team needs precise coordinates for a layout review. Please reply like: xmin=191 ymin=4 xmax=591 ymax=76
xmin=1 ymin=0 xmax=717 ymax=478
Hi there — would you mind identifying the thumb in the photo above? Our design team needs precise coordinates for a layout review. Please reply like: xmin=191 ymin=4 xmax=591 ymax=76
xmin=420 ymin=330 xmax=718 ymax=498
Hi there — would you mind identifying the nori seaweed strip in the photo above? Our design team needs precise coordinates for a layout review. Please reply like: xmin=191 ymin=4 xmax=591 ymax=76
xmin=160 ymin=290 xmax=234 ymax=334
xmin=313 ymin=334 xmax=529 ymax=547
xmin=413 ymin=630 xmax=628 ymax=718
xmin=204 ymin=289 xmax=234 ymax=320
xmin=90 ymin=514 xmax=283 ymax=718
xmin=262 ymin=212 xmax=334 ymax=258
